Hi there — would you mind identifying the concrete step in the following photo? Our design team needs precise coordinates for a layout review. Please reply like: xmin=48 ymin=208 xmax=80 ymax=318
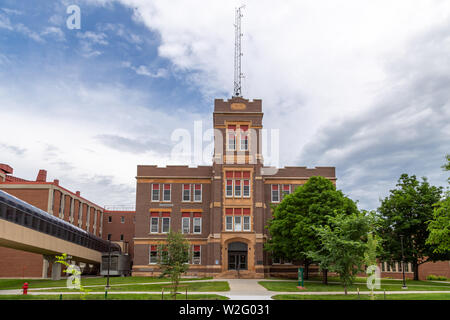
xmin=214 ymin=270 xmax=264 ymax=279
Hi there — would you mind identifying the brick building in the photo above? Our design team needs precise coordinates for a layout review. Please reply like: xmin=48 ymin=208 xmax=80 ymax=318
xmin=133 ymin=97 xmax=337 ymax=278
xmin=102 ymin=207 xmax=136 ymax=262
xmin=0 ymin=165 xmax=104 ymax=277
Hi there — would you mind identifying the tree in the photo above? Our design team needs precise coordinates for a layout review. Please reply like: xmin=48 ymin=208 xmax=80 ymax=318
xmin=364 ymin=231 xmax=382 ymax=300
xmin=265 ymin=176 xmax=359 ymax=283
xmin=426 ymin=195 xmax=450 ymax=253
xmin=307 ymin=212 xmax=371 ymax=294
xmin=157 ymin=230 xmax=191 ymax=299
xmin=377 ymin=174 xmax=448 ymax=280
xmin=426 ymin=155 xmax=450 ymax=253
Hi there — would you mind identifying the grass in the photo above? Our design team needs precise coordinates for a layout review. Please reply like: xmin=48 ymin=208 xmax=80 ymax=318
xmin=30 ymin=281 xmax=230 ymax=292
xmin=0 ymin=276 xmax=212 ymax=290
xmin=259 ymin=278 xmax=450 ymax=292
xmin=272 ymin=293 xmax=450 ymax=300
xmin=0 ymin=293 xmax=228 ymax=300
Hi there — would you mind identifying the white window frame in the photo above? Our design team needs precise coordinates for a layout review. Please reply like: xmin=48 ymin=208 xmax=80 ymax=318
xmin=243 ymin=179 xmax=250 ymax=197
xmin=243 ymin=216 xmax=251 ymax=231
xmin=163 ymin=184 xmax=171 ymax=202
xmin=182 ymin=184 xmax=191 ymax=202
xmin=151 ymin=184 xmax=160 ymax=202
xmin=271 ymin=184 xmax=280 ymax=203
xmin=182 ymin=217 xmax=190 ymax=234
xmin=161 ymin=217 xmax=170 ymax=233
xmin=282 ymin=184 xmax=291 ymax=199
xmin=240 ymin=131 xmax=248 ymax=151
xmin=120 ymin=216 xmax=125 ymax=224
xmin=226 ymin=180 xmax=233 ymax=197
xmin=192 ymin=246 xmax=201 ymax=265
xmin=150 ymin=217 xmax=159 ymax=233
xmin=149 ymin=247 xmax=158 ymax=264
xmin=193 ymin=217 xmax=202 ymax=234
xmin=234 ymin=216 xmax=242 ymax=231
xmin=227 ymin=129 xmax=236 ymax=151
xmin=234 ymin=179 xmax=241 ymax=197
xmin=194 ymin=184 xmax=202 ymax=202
xmin=225 ymin=216 xmax=233 ymax=231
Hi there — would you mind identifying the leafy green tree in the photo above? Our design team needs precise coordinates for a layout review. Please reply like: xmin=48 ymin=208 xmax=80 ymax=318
xmin=364 ymin=232 xmax=382 ymax=300
xmin=157 ymin=230 xmax=190 ymax=299
xmin=265 ymin=176 xmax=359 ymax=283
xmin=377 ymin=174 xmax=448 ymax=280
xmin=426 ymin=156 xmax=450 ymax=253
xmin=307 ymin=212 xmax=371 ymax=294
xmin=426 ymin=195 xmax=450 ymax=253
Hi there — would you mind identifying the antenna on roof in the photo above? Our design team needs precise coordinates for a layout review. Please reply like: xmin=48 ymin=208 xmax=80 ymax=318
xmin=233 ymin=5 xmax=245 ymax=98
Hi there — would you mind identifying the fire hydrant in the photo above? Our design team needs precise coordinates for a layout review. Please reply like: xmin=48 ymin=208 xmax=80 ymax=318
xmin=22 ymin=282 xmax=28 ymax=295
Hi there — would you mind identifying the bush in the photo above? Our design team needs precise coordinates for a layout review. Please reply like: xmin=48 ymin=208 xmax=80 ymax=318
xmin=426 ymin=274 xmax=448 ymax=281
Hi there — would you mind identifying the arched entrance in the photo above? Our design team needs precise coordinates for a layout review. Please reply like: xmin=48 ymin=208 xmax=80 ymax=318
xmin=228 ymin=242 xmax=247 ymax=270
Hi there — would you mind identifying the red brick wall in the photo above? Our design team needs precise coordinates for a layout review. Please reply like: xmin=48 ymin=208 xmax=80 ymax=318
xmin=0 ymin=247 xmax=43 ymax=278
xmin=102 ymin=211 xmax=135 ymax=260
xmin=0 ymin=188 xmax=49 ymax=211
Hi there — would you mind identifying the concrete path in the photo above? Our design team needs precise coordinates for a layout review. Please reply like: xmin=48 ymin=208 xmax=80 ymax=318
xmin=1 ymin=279 xmax=450 ymax=300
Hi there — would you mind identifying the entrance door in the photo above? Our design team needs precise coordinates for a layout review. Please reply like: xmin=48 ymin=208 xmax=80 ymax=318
xmin=227 ymin=242 xmax=248 ymax=270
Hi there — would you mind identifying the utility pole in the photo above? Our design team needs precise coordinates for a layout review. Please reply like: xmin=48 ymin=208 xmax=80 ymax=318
xmin=400 ymin=235 xmax=407 ymax=289
xmin=106 ymin=239 xmax=111 ymax=290
xmin=233 ymin=5 xmax=245 ymax=97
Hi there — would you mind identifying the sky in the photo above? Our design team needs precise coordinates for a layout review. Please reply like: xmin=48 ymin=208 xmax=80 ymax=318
xmin=0 ymin=0 xmax=449 ymax=210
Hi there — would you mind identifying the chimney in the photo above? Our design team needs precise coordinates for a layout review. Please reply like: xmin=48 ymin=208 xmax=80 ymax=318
xmin=0 ymin=164 xmax=13 ymax=175
xmin=53 ymin=179 xmax=59 ymax=186
xmin=36 ymin=169 xmax=47 ymax=182
xmin=76 ymin=191 xmax=80 ymax=197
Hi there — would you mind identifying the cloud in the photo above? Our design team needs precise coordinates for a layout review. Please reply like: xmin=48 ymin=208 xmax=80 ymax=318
xmin=297 ymin=21 xmax=450 ymax=210
xmin=95 ymin=134 xmax=172 ymax=155
xmin=0 ymin=143 xmax=27 ymax=156
xmin=41 ymin=26 xmax=65 ymax=41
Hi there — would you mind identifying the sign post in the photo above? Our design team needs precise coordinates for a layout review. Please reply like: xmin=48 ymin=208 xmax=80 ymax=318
xmin=297 ymin=267 xmax=306 ymax=290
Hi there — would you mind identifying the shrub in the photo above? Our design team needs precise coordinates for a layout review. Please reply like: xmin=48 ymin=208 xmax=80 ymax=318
xmin=426 ymin=274 xmax=448 ymax=281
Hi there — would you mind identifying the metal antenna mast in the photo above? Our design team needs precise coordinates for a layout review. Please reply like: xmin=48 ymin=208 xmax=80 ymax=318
xmin=233 ymin=5 xmax=245 ymax=97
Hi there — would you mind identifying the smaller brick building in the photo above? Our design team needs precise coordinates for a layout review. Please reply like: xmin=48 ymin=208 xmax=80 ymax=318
xmin=0 ymin=164 xmax=104 ymax=277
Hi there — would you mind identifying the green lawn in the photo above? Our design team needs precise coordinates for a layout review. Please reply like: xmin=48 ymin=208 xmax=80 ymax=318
xmin=259 ymin=279 xmax=450 ymax=292
xmin=272 ymin=293 xmax=450 ymax=300
xmin=0 ymin=276 xmax=212 ymax=290
xmin=0 ymin=293 xmax=228 ymax=300
xmin=31 ymin=281 xmax=230 ymax=292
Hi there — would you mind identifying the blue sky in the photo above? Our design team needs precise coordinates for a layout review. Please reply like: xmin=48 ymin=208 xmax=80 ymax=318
xmin=0 ymin=0 xmax=449 ymax=210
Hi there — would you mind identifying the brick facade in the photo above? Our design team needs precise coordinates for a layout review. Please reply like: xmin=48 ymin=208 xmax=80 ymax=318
xmin=133 ymin=97 xmax=337 ymax=278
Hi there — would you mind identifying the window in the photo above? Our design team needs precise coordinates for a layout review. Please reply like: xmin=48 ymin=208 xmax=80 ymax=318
xmin=243 ymin=180 xmax=250 ymax=197
xmin=194 ymin=184 xmax=202 ymax=202
xmin=227 ymin=125 xmax=236 ymax=151
xmin=271 ymin=185 xmax=280 ymax=202
xmin=226 ymin=216 xmax=233 ymax=231
xmin=192 ymin=245 xmax=201 ymax=265
xmin=149 ymin=245 xmax=158 ymax=264
xmin=240 ymin=125 xmax=248 ymax=151
xmin=282 ymin=185 xmax=291 ymax=198
xmin=108 ymin=216 xmax=112 ymax=223
xmin=151 ymin=184 xmax=160 ymax=201
xmin=107 ymin=234 xmax=111 ymax=240
xmin=162 ymin=217 xmax=170 ymax=233
xmin=182 ymin=216 xmax=190 ymax=234
xmin=234 ymin=179 xmax=241 ymax=197
xmin=243 ymin=215 xmax=251 ymax=231
xmin=193 ymin=216 xmax=202 ymax=234
xmin=182 ymin=184 xmax=191 ymax=202
xmin=234 ymin=216 xmax=242 ymax=231
xmin=150 ymin=216 xmax=159 ymax=233
xmin=121 ymin=216 xmax=125 ymax=223
xmin=225 ymin=208 xmax=251 ymax=232
xmin=163 ymin=184 xmax=171 ymax=201
xmin=120 ymin=234 xmax=124 ymax=241
xmin=226 ymin=179 xmax=233 ymax=197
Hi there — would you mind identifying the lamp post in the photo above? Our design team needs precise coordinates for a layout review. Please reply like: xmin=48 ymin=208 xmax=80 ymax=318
xmin=106 ymin=239 xmax=111 ymax=290
xmin=400 ymin=235 xmax=407 ymax=289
